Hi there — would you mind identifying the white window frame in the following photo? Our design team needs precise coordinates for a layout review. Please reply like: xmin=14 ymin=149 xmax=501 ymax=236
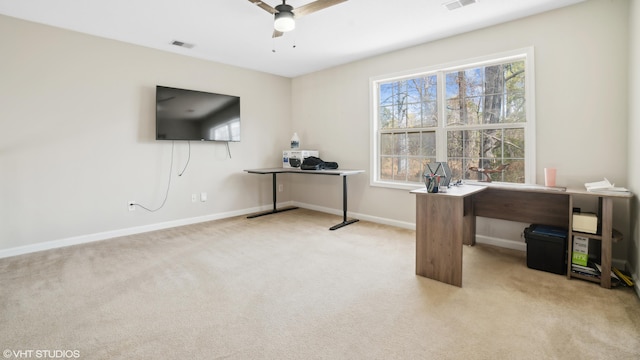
xmin=370 ymin=47 xmax=536 ymax=190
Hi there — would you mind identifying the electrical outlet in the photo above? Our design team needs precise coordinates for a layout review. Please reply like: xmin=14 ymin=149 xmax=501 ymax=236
xmin=200 ymin=192 xmax=207 ymax=202
xmin=191 ymin=194 xmax=197 ymax=202
xmin=128 ymin=201 xmax=136 ymax=212
xmin=278 ymin=184 xmax=283 ymax=192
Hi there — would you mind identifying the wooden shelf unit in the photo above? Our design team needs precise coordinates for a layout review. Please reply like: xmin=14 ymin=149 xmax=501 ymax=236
xmin=566 ymin=190 xmax=631 ymax=288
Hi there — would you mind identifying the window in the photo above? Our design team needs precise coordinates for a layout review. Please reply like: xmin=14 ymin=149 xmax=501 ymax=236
xmin=371 ymin=49 xmax=535 ymax=189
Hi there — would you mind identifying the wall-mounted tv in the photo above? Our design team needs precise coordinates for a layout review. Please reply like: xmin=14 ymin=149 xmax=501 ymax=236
xmin=155 ymin=85 xmax=240 ymax=142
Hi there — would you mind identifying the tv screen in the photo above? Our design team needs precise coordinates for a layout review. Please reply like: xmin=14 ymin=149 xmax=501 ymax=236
xmin=155 ymin=85 xmax=240 ymax=142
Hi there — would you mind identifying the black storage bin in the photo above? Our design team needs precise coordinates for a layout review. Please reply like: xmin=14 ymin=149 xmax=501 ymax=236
xmin=524 ymin=224 xmax=568 ymax=275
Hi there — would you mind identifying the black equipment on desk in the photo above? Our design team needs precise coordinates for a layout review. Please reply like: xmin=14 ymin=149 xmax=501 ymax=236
xmin=289 ymin=158 xmax=301 ymax=167
xmin=301 ymin=156 xmax=338 ymax=170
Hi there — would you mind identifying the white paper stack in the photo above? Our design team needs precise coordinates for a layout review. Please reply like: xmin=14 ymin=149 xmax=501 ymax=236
xmin=584 ymin=178 xmax=629 ymax=193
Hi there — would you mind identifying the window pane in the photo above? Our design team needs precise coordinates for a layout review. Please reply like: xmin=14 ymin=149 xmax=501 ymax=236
xmin=447 ymin=129 xmax=524 ymax=183
xmin=379 ymin=83 xmax=395 ymax=106
xmin=394 ymin=133 xmax=408 ymax=155
xmin=408 ymin=158 xmax=424 ymax=182
xmin=421 ymin=132 xmax=436 ymax=157
xmin=448 ymin=158 xmax=464 ymax=182
xmin=382 ymin=131 xmax=436 ymax=162
xmin=504 ymin=128 xmax=525 ymax=159
xmin=379 ymin=105 xmax=394 ymax=129
xmin=423 ymin=101 xmax=438 ymax=127
xmin=505 ymin=60 xmax=525 ymax=123
xmin=506 ymin=61 xmax=525 ymax=93
xmin=394 ymin=157 xmax=409 ymax=180
xmin=465 ymin=68 xmax=484 ymax=97
xmin=380 ymin=133 xmax=394 ymax=156
xmin=408 ymin=132 xmax=421 ymax=155
xmin=407 ymin=102 xmax=423 ymax=128
xmin=446 ymin=96 xmax=483 ymax=126
xmin=406 ymin=79 xmax=422 ymax=103
xmin=380 ymin=157 xmax=393 ymax=180
xmin=380 ymin=75 xmax=438 ymax=129
xmin=446 ymin=61 xmax=526 ymax=126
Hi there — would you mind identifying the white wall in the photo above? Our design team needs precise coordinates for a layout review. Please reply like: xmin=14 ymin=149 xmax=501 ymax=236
xmin=0 ymin=15 xmax=292 ymax=253
xmin=628 ymin=0 xmax=640 ymax=287
xmin=291 ymin=1 xmax=632 ymax=259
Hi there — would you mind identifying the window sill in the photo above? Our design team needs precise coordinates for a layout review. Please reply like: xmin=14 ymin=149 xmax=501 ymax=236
xmin=370 ymin=180 xmax=424 ymax=191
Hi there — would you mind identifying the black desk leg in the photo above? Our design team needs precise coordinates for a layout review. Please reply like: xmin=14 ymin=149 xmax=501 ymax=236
xmin=247 ymin=173 xmax=298 ymax=219
xmin=329 ymin=175 xmax=359 ymax=230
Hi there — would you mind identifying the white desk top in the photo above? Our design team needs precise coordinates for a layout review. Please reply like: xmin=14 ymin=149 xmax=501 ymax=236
xmin=411 ymin=182 xmax=633 ymax=199
xmin=245 ymin=168 xmax=365 ymax=176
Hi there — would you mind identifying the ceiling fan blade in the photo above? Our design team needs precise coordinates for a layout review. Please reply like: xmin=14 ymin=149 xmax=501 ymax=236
xmin=248 ymin=0 xmax=277 ymax=15
xmin=272 ymin=29 xmax=284 ymax=38
xmin=293 ymin=0 xmax=348 ymax=18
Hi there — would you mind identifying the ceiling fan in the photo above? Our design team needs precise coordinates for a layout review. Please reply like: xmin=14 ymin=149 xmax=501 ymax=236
xmin=248 ymin=0 xmax=348 ymax=38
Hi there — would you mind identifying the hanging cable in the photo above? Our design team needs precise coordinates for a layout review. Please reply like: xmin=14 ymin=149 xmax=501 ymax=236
xmin=178 ymin=140 xmax=191 ymax=176
xmin=134 ymin=141 xmax=175 ymax=212
xmin=226 ymin=141 xmax=232 ymax=159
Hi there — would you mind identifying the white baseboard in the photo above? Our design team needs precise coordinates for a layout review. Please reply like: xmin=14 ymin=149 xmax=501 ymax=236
xmin=0 ymin=202 xmax=293 ymax=259
xmin=625 ymin=265 xmax=640 ymax=296
xmin=289 ymin=203 xmax=634 ymax=268
xmin=293 ymin=201 xmax=416 ymax=230
xmin=475 ymin=235 xmax=526 ymax=252
xmin=0 ymin=202 xmax=630 ymax=274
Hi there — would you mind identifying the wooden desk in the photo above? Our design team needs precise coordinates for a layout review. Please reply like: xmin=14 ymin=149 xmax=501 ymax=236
xmin=413 ymin=186 xmax=486 ymax=287
xmin=412 ymin=184 xmax=632 ymax=288
xmin=245 ymin=168 xmax=364 ymax=230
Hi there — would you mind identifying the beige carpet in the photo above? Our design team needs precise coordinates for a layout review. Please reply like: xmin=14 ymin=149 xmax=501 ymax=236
xmin=1 ymin=209 xmax=639 ymax=360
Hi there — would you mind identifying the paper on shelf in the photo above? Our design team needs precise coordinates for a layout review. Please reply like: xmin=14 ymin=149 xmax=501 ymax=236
xmin=584 ymin=178 xmax=629 ymax=193
xmin=594 ymin=263 xmax=619 ymax=280
xmin=585 ymin=178 xmax=613 ymax=190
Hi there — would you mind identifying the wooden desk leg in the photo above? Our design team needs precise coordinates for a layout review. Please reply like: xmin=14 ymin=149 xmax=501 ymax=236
xmin=600 ymin=197 xmax=613 ymax=289
xmin=415 ymin=194 xmax=466 ymax=287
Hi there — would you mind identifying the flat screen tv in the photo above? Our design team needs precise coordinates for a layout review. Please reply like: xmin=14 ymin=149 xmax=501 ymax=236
xmin=155 ymin=85 xmax=240 ymax=142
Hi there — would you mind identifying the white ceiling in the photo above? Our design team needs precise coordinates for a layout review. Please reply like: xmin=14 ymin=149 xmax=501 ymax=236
xmin=0 ymin=0 xmax=585 ymax=78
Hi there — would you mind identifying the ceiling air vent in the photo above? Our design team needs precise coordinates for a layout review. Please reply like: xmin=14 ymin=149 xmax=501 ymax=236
xmin=443 ymin=0 xmax=477 ymax=11
xmin=171 ymin=40 xmax=194 ymax=49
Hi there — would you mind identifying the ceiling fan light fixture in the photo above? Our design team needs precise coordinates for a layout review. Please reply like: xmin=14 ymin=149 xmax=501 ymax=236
xmin=274 ymin=5 xmax=295 ymax=32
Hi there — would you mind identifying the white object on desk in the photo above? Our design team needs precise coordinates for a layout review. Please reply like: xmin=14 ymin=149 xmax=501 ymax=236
xmin=572 ymin=213 xmax=597 ymax=233
xmin=585 ymin=178 xmax=629 ymax=193
xmin=282 ymin=150 xmax=319 ymax=168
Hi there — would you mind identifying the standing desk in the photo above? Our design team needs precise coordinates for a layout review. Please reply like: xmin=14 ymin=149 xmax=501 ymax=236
xmin=411 ymin=184 xmax=632 ymax=288
xmin=244 ymin=168 xmax=364 ymax=230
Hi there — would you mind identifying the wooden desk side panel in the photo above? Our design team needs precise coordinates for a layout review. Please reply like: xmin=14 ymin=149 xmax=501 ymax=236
xmin=415 ymin=194 xmax=465 ymax=287
xmin=473 ymin=188 xmax=570 ymax=228
xmin=463 ymin=196 xmax=476 ymax=246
